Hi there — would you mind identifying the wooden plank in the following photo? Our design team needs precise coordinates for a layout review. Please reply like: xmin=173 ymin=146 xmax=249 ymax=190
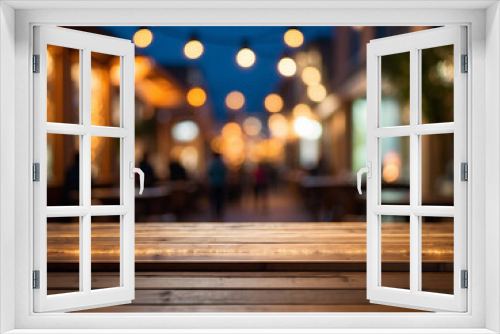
xmin=47 ymin=222 xmax=454 ymax=263
xmin=47 ymin=272 xmax=453 ymax=291
xmin=75 ymin=304 xmax=424 ymax=313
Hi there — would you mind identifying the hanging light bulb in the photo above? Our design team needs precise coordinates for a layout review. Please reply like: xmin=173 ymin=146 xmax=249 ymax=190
xmin=284 ymin=27 xmax=304 ymax=48
xmin=278 ymin=56 xmax=297 ymax=77
xmin=187 ymin=87 xmax=207 ymax=107
xmin=226 ymin=91 xmax=245 ymax=110
xmin=236 ymin=40 xmax=256 ymax=68
xmin=133 ymin=27 xmax=153 ymax=48
xmin=184 ymin=35 xmax=204 ymax=60
xmin=264 ymin=94 xmax=284 ymax=113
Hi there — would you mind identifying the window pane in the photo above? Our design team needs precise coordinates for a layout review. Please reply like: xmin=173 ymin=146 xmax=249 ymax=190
xmin=91 ymin=215 xmax=121 ymax=290
xmin=91 ymin=52 xmax=121 ymax=127
xmin=47 ymin=45 xmax=80 ymax=124
xmin=381 ymin=215 xmax=410 ymax=289
xmin=381 ymin=52 xmax=410 ymax=127
xmin=47 ymin=216 xmax=80 ymax=295
xmin=421 ymin=216 xmax=454 ymax=294
xmin=421 ymin=133 xmax=454 ymax=206
xmin=91 ymin=136 xmax=121 ymax=205
xmin=47 ymin=134 xmax=80 ymax=206
xmin=421 ymin=45 xmax=454 ymax=124
xmin=381 ymin=136 xmax=410 ymax=205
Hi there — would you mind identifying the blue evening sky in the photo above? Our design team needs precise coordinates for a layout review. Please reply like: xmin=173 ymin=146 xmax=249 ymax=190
xmin=99 ymin=27 xmax=334 ymax=119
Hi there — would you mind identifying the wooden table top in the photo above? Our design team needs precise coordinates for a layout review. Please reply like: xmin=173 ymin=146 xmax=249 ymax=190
xmin=47 ymin=221 xmax=453 ymax=263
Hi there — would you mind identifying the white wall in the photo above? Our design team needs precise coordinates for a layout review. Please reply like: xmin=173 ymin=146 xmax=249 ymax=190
xmin=486 ymin=2 xmax=500 ymax=333
xmin=0 ymin=2 xmax=16 ymax=333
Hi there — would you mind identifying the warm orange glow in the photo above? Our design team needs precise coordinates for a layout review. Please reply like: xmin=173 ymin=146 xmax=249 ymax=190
xmin=301 ymin=66 xmax=321 ymax=86
xmin=284 ymin=28 xmax=304 ymax=48
xmin=133 ymin=28 xmax=153 ymax=48
xmin=211 ymin=136 xmax=224 ymax=154
xmin=293 ymin=103 xmax=312 ymax=118
xmin=264 ymin=94 xmax=284 ymax=113
xmin=136 ymin=77 xmax=184 ymax=109
xmin=187 ymin=87 xmax=207 ymax=107
xmin=382 ymin=151 xmax=402 ymax=183
xmin=243 ymin=117 xmax=262 ymax=136
xmin=179 ymin=146 xmax=199 ymax=171
xmin=222 ymin=122 xmax=242 ymax=138
xmin=184 ymin=39 xmax=204 ymax=60
xmin=134 ymin=56 xmax=154 ymax=82
xmin=268 ymin=114 xmax=288 ymax=139
xmin=307 ymin=84 xmax=327 ymax=102
xmin=225 ymin=91 xmax=245 ymax=110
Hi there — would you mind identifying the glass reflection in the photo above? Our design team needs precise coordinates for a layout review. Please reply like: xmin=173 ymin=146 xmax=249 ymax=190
xmin=421 ymin=216 xmax=454 ymax=294
xmin=91 ymin=137 xmax=121 ymax=206
xmin=47 ymin=134 xmax=80 ymax=206
xmin=381 ymin=52 xmax=410 ymax=127
xmin=47 ymin=45 xmax=80 ymax=124
xmin=381 ymin=215 xmax=410 ymax=289
xmin=421 ymin=45 xmax=454 ymax=124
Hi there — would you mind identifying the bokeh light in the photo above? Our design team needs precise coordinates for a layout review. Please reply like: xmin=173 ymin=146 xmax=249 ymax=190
xmin=187 ymin=87 xmax=207 ymax=107
xmin=133 ymin=28 xmax=153 ymax=48
xmin=225 ymin=91 xmax=245 ymax=110
xmin=222 ymin=122 xmax=242 ymax=138
xmin=307 ymin=84 xmax=327 ymax=102
xmin=301 ymin=66 xmax=321 ymax=86
xmin=293 ymin=116 xmax=323 ymax=140
xmin=382 ymin=151 xmax=402 ymax=183
xmin=284 ymin=28 xmax=304 ymax=48
xmin=172 ymin=121 xmax=199 ymax=142
xmin=236 ymin=47 xmax=256 ymax=68
xmin=184 ymin=39 xmax=204 ymax=60
xmin=268 ymin=114 xmax=288 ymax=139
xmin=278 ymin=56 xmax=297 ymax=77
xmin=243 ymin=117 xmax=262 ymax=136
xmin=293 ymin=103 xmax=312 ymax=118
xmin=264 ymin=93 xmax=284 ymax=113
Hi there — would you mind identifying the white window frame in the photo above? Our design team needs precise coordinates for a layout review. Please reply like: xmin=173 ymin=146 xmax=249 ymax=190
xmin=0 ymin=1 xmax=498 ymax=333
xmin=366 ymin=26 xmax=467 ymax=312
xmin=33 ymin=26 xmax=136 ymax=313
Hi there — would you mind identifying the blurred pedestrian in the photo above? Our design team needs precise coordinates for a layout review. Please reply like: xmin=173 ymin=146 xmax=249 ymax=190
xmin=253 ymin=163 xmax=269 ymax=211
xmin=208 ymin=152 xmax=227 ymax=221
xmin=169 ymin=159 xmax=188 ymax=181
xmin=139 ymin=152 xmax=157 ymax=187
xmin=64 ymin=152 xmax=80 ymax=206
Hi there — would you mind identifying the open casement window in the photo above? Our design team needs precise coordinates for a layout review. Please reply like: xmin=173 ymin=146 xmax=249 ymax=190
xmin=365 ymin=26 xmax=467 ymax=312
xmin=33 ymin=26 xmax=137 ymax=312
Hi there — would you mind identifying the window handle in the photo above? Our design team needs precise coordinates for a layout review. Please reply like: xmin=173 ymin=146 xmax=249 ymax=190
xmin=129 ymin=162 xmax=144 ymax=195
xmin=357 ymin=162 xmax=371 ymax=195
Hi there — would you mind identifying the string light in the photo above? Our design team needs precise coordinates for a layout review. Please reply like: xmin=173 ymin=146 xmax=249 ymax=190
xmin=184 ymin=36 xmax=204 ymax=60
xmin=225 ymin=91 xmax=245 ymax=110
xmin=307 ymin=84 xmax=327 ymax=102
xmin=293 ymin=104 xmax=312 ymax=118
xmin=277 ymin=56 xmax=297 ymax=77
xmin=243 ymin=117 xmax=262 ymax=136
xmin=186 ymin=87 xmax=207 ymax=107
xmin=236 ymin=42 xmax=256 ymax=68
xmin=301 ymin=67 xmax=321 ymax=86
xmin=284 ymin=27 xmax=304 ymax=48
xmin=133 ymin=28 xmax=153 ymax=48
xmin=264 ymin=94 xmax=284 ymax=113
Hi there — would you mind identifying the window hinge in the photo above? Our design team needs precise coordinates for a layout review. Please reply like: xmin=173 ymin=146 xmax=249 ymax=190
xmin=461 ymin=162 xmax=468 ymax=181
xmin=461 ymin=54 xmax=468 ymax=73
xmin=33 ymin=163 xmax=40 ymax=182
xmin=461 ymin=270 xmax=468 ymax=289
xmin=33 ymin=54 xmax=40 ymax=73
xmin=33 ymin=270 xmax=40 ymax=289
